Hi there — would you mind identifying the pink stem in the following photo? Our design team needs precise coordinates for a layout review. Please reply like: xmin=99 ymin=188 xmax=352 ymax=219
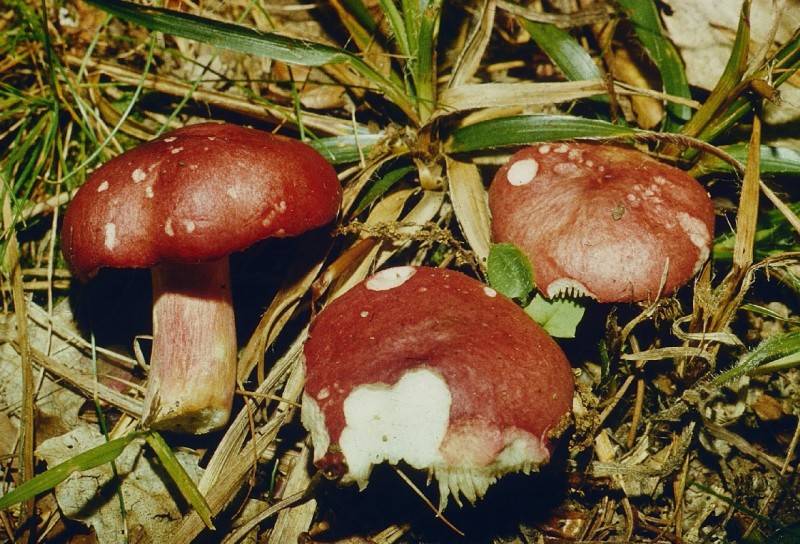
xmin=143 ymin=258 xmax=237 ymax=433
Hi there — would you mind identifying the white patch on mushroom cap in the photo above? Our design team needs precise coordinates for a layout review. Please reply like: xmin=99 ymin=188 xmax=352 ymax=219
xmin=553 ymin=162 xmax=580 ymax=176
xmin=171 ymin=147 xmax=184 ymax=154
xmin=164 ymin=137 xmax=176 ymax=143
xmin=184 ymin=220 xmax=196 ymax=233
xmin=366 ymin=266 xmax=417 ymax=291
xmin=164 ymin=219 xmax=175 ymax=237
xmin=145 ymin=186 xmax=154 ymax=199
xmin=554 ymin=144 xmax=569 ymax=153
xmin=301 ymin=392 xmax=331 ymax=463
xmin=132 ymin=168 xmax=146 ymax=183
xmin=97 ymin=181 xmax=109 ymax=192
xmin=338 ymin=368 xmax=451 ymax=487
xmin=507 ymin=159 xmax=539 ymax=186
xmin=360 ymin=311 xmax=369 ymax=318
xmin=103 ymin=223 xmax=117 ymax=250
xmin=538 ymin=144 xmax=551 ymax=154
xmin=317 ymin=387 xmax=330 ymax=400
xmin=226 ymin=187 xmax=238 ymax=199
xmin=483 ymin=286 xmax=497 ymax=298
xmin=677 ymin=213 xmax=712 ymax=275
xmin=546 ymin=278 xmax=597 ymax=299
xmin=677 ymin=213 xmax=711 ymax=251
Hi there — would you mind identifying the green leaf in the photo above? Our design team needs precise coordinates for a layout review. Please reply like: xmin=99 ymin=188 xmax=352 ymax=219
xmin=521 ymin=19 xmax=606 ymax=93
xmin=415 ymin=0 xmax=441 ymax=120
xmin=310 ymin=133 xmax=382 ymax=165
xmin=693 ymin=145 xmax=800 ymax=176
xmin=353 ymin=165 xmax=416 ymax=215
xmin=525 ymin=294 xmax=585 ymax=338
xmin=714 ymin=202 xmax=800 ymax=261
xmin=145 ymin=432 xmax=214 ymax=530
xmin=712 ymin=331 xmax=800 ymax=385
xmin=616 ymin=0 xmax=691 ymax=126
xmin=0 ymin=432 xmax=143 ymax=511
xmin=487 ymin=243 xmax=535 ymax=304
xmin=447 ymin=114 xmax=636 ymax=153
xmin=85 ymin=0 xmax=413 ymax=119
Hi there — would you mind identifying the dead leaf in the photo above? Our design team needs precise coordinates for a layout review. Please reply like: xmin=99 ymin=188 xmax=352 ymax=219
xmin=36 ymin=426 xmax=203 ymax=543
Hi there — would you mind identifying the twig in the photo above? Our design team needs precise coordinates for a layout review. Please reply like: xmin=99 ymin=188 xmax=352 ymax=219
xmin=391 ymin=466 xmax=465 ymax=537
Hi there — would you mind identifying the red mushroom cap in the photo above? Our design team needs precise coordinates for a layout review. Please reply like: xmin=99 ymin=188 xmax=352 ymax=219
xmin=302 ymin=266 xmax=574 ymax=508
xmin=488 ymin=143 xmax=715 ymax=302
xmin=62 ymin=123 xmax=341 ymax=280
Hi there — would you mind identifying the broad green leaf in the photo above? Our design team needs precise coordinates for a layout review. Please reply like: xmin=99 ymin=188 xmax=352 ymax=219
xmin=310 ymin=133 xmax=382 ymax=164
xmin=353 ymin=165 xmax=416 ymax=215
xmin=487 ymin=243 xmax=535 ymax=304
xmin=447 ymin=114 xmax=636 ymax=153
xmin=145 ymin=432 xmax=214 ymax=530
xmin=616 ymin=0 xmax=691 ymax=126
xmin=693 ymin=145 xmax=800 ymax=176
xmin=712 ymin=331 xmax=800 ymax=385
xmin=525 ymin=294 xmax=585 ymax=338
xmin=521 ymin=19 xmax=606 ymax=101
xmin=378 ymin=0 xmax=411 ymax=58
xmin=0 ymin=432 xmax=143 ymax=511
xmin=85 ymin=0 xmax=413 ymax=119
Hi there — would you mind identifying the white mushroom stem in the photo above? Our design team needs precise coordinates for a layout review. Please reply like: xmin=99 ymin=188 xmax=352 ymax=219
xmin=143 ymin=257 xmax=237 ymax=433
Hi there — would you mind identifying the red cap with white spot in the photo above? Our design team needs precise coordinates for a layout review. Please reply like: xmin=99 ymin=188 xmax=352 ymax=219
xmin=62 ymin=122 xmax=340 ymax=280
xmin=61 ymin=123 xmax=341 ymax=433
xmin=302 ymin=266 xmax=574 ymax=508
xmin=488 ymin=143 xmax=714 ymax=302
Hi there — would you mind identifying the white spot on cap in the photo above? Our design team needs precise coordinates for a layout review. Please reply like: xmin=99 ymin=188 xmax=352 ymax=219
xmin=164 ymin=137 xmax=176 ymax=143
xmin=585 ymin=160 xmax=594 ymax=168
xmin=483 ymin=286 xmax=497 ymax=298
xmin=97 ymin=181 xmax=109 ymax=192
xmin=538 ymin=144 xmax=551 ymax=154
xmin=277 ymin=200 xmax=287 ymax=212
xmin=132 ymin=168 xmax=146 ymax=183
xmin=553 ymin=162 xmax=579 ymax=176
xmin=654 ymin=175 xmax=667 ymax=185
xmin=554 ymin=144 xmax=569 ymax=153
xmin=226 ymin=187 xmax=238 ymax=199
xmin=317 ymin=387 xmax=330 ymax=400
xmin=366 ymin=266 xmax=416 ymax=291
xmin=568 ymin=149 xmax=582 ymax=161
xmin=104 ymin=223 xmax=116 ymax=250
xmin=338 ymin=368 xmax=451 ymax=486
xmin=677 ymin=212 xmax=711 ymax=251
xmin=145 ymin=186 xmax=154 ymax=199
xmin=171 ymin=147 xmax=183 ymax=154
xmin=164 ymin=219 xmax=175 ymax=237
xmin=626 ymin=194 xmax=638 ymax=203
xmin=360 ymin=310 xmax=369 ymax=318
xmin=207 ymin=136 xmax=216 ymax=141
xmin=184 ymin=220 xmax=196 ymax=233
xmin=507 ymin=159 xmax=539 ymax=186
xmin=189 ymin=164 xmax=198 ymax=171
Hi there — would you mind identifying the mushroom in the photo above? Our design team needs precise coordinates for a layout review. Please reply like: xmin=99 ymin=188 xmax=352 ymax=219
xmin=62 ymin=123 xmax=341 ymax=433
xmin=301 ymin=266 xmax=574 ymax=509
xmin=488 ymin=143 xmax=715 ymax=302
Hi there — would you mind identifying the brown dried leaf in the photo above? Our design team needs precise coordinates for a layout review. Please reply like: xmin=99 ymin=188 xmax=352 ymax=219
xmin=445 ymin=158 xmax=492 ymax=264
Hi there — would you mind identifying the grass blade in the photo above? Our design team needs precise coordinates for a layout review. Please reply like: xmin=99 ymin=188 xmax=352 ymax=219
xmin=145 ymin=432 xmax=214 ymax=530
xmin=692 ymin=145 xmax=800 ymax=176
xmin=447 ymin=114 xmax=635 ymax=152
xmin=616 ymin=0 xmax=691 ymax=127
xmin=671 ymin=0 xmax=750 ymax=147
xmin=353 ymin=165 xmax=416 ymax=215
xmin=415 ymin=0 xmax=441 ymax=120
xmin=86 ymin=0 xmax=414 ymax=120
xmin=520 ymin=18 xmax=604 ymax=84
xmin=0 ymin=432 xmax=143 ymax=511
xmin=310 ymin=134 xmax=382 ymax=165
xmin=712 ymin=331 xmax=800 ymax=385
